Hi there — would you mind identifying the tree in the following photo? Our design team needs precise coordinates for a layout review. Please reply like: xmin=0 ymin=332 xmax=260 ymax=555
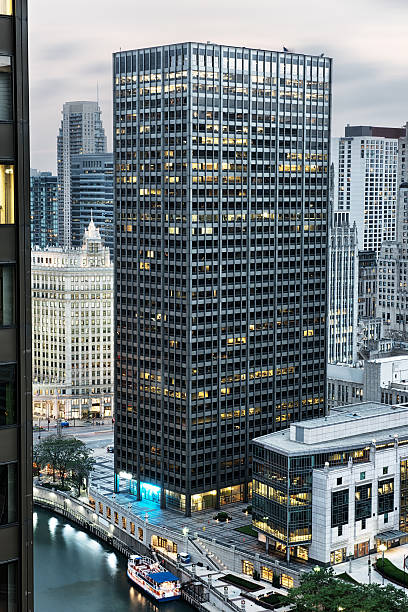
xmin=35 ymin=435 xmax=63 ymax=482
xmin=32 ymin=443 xmax=42 ymax=477
xmin=286 ymin=567 xmax=408 ymax=612
xmin=34 ymin=435 xmax=95 ymax=493
xmin=69 ymin=447 xmax=95 ymax=497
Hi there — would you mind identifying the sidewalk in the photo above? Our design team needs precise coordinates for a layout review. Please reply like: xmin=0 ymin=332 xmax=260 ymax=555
xmin=90 ymin=456 xmax=307 ymax=586
xmin=332 ymin=545 xmax=408 ymax=589
xmin=91 ymin=456 xmax=274 ymax=556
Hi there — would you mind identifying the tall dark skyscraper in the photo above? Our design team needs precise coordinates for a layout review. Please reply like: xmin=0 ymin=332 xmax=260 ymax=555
xmin=114 ymin=43 xmax=331 ymax=516
xmin=71 ymin=152 xmax=114 ymax=253
xmin=0 ymin=0 xmax=33 ymax=609
xmin=57 ymin=101 xmax=107 ymax=248
xmin=30 ymin=169 xmax=58 ymax=248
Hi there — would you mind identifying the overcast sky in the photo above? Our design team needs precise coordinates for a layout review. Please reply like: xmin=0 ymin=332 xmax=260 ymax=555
xmin=29 ymin=0 xmax=408 ymax=173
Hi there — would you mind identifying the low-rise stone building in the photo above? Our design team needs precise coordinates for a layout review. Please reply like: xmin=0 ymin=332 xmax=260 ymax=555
xmin=252 ymin=402 xmax=408 ymax=566
xmin=32 ymin=220 xmax=113 ymax=419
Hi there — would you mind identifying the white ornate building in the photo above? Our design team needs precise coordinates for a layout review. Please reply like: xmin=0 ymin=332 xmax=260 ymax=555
xmin=32 ymin=220 xmax=114 ymax=419
xmin=328 ymin=211 xmax=359 ymax=365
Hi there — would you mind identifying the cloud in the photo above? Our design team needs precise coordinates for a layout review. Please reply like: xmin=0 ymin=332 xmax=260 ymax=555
xmin=80 ymin=61 xmax=111 ymax=77
xmin=38 ymin=41 xmax=88 ymax=62
xmin=28 ymin=0 xmax=408 ymax=172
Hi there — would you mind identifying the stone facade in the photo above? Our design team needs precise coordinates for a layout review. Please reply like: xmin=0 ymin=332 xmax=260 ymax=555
xmin=32 ymin=221 xmax=114 ymax=419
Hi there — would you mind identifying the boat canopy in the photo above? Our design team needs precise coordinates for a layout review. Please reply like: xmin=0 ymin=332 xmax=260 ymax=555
xmin=146 ymin=571 xmax=179 ymax=584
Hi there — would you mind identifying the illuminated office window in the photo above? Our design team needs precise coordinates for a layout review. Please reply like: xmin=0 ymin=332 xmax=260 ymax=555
xmin=0 ymin=165 xmax=14 ymax=224
xmin=0 ymin=0 xmax=12 ymax=16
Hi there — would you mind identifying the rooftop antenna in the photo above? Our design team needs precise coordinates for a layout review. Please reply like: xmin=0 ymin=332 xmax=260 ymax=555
xmin=96 ymin=81 xmax=99 ymax=105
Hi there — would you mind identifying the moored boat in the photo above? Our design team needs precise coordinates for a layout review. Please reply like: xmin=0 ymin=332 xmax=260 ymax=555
xmin=127 ymin=555 xmax=181 ymax=602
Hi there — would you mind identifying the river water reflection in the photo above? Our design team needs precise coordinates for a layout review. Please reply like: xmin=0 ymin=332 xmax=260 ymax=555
xmin=34 ymin=508 xmax=195 ymax=612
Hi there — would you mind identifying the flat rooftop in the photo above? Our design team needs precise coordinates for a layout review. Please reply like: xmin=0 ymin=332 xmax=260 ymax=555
xmin=369 ymin=354 xmax=408 ymax=364
xmin=327 ymin=363 xmax=364 ymax=383
xmin=344 ymin=125 xmax=405 ymax=139
xmin=253 ymin=402 xmax=408 ymax=456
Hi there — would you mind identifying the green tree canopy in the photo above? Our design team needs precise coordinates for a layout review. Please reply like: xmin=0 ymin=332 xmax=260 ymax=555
xmin=34 ymin=435 xmax=95 ymax=494
xmin=286 ymin=567 xmax=408 ymax=612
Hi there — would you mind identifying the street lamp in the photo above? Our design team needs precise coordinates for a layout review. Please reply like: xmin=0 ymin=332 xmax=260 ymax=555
xmin=378 ymin=543 xmax=387 ymax=585
xmin=182 ymin=527 xmax=189 ymax=553
xmin=368 ymin=547 xmax=372 ymax=585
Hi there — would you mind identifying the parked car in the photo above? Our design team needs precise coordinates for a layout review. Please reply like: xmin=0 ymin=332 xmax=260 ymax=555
xmin=60 ymin=420 xmax=70 ymax=428
xmin=178 ymin=552 xmax=191 ymax=564
xmin=106 ymin=446 xmax=114 ymax=453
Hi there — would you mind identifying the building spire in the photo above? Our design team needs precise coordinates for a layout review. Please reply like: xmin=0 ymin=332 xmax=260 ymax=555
xmin=84 ymin=216 xmax=100 ymax=242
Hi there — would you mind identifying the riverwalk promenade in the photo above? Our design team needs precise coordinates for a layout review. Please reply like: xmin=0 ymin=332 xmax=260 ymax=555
xmin=33 ymin=478 xmax=292 ymax=612
xmin=90 ymin=457 xmax=304 ymax=584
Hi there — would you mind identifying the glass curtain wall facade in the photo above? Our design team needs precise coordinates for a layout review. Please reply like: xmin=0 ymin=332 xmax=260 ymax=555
xmin=252 ymin=441 xmax=371 ymax=559
xmin=30 ymin=170 xmax=58 ymax=248
xmin=57 ymin=101 xmax=107 ymax=248
xmin=114 ymin=43 xmax=331 ymax=515
xmin=71 ymin=153 xmax=114 ymax=253
xmin=0 ymin=0 xmax=32 ymax=609
xmin=400 ymin=458 xmax=408 ymax=532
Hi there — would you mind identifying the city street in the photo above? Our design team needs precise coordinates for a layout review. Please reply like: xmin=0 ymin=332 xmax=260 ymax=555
xmin=33 ymin=422 xmax=114 ymax=457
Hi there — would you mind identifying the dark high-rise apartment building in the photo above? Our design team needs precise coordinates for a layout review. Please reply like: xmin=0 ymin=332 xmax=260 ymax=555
xmin=30 ymin=169 xmax=58 ymax=248
xmin=114 ymin=43 xmax=331 ymax=516
xmin=57 ymin=101 xmax=107 ymax=248
xmin=0 ymin=0 xmax=33 ymax=609
xmin=71 ymin=152 xmax=114 ymax=253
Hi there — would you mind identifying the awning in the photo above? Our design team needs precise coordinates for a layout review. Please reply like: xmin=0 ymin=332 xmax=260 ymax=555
xmin=146 ymin=571 xmax=179 ymax=584
xmin=377 ymin=529 xmax=408 ymax=542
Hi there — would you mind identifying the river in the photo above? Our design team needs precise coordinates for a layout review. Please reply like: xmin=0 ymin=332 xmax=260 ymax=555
xmin=33 ymin=507 xmax=195 ymax=612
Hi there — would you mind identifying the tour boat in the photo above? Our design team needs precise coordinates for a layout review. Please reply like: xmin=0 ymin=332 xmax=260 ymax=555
xmin=127 ymin=555 xmax=181 ymax=602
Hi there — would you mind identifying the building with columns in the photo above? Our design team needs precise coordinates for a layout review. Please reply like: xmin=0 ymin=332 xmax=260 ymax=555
xmin=31 ymin=220 xmax=113 ymax=419
xmin=328 ymin=211 xmax=358 ymax=365
xmin=252 ymin=402 xmax=408 ymax=565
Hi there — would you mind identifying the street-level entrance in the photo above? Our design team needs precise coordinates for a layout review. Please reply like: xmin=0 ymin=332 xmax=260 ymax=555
xmin=354 ymin=540 xmax=369 ymax=558
xmin=376 ymin=529 xmax=408 ymax=550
